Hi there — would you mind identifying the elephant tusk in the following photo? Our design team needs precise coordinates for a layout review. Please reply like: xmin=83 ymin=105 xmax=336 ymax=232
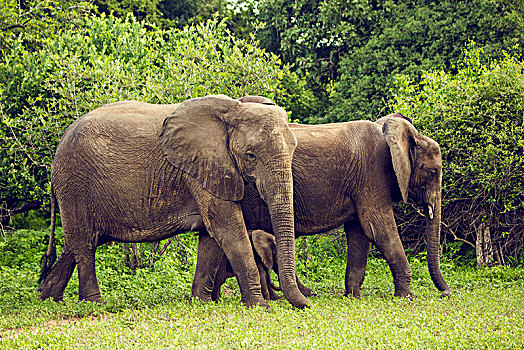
xmin=427 ymin=204 xmax=434 ymax=220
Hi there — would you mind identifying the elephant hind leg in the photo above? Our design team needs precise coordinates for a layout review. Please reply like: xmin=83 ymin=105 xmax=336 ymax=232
xmin=76 ymin=246 xmax=102 ymax=302
xmin=344 ymin=222 xmax=371 ymax=298
xmin=296 ymin=273 xmax=316 ymax=297
xmin=37 ymin=244 xmax=77 ymax=302
xmin=192 ymin=232 xmax=226 ymax=302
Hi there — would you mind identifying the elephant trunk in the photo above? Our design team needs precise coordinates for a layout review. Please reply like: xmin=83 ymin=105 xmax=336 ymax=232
xmin=425 ymin=194 xmax=452 ymax=297
xmin=261 ymin=170 xmax=310 ymax=309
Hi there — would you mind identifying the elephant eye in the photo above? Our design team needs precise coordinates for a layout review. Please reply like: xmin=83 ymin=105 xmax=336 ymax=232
xmin=246 ymin=151 xmax=256 ymax=161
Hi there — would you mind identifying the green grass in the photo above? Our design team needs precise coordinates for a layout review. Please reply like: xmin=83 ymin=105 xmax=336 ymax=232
xmin=1 ymin=230 xmax=523 ymax=349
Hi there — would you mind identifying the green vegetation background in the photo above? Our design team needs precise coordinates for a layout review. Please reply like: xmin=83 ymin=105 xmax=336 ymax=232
xmin=1 ymin=228 xmax=524 ymax=348
xmin=2 ymin=0 xmax=523 ymax=262
xmin=1 ymin=1 xmax=524 ymax=347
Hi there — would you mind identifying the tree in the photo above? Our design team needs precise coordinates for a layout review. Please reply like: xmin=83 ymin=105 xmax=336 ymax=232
xmin=252 ymin=0 xmax=524 ymax=123
xmin=0 ymin=0 xmax=93 ymax=52
xmin=91 ymin=0 xmax=252 ymax=30
xmin=328 ymin=0 xmax=524 ymax=122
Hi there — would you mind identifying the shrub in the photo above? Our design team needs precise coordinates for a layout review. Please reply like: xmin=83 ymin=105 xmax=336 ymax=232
xmin=0 ymin=14 xmax=294 ymax=225
xmin=253 ymin=0 xmax=524 ymax=123
xmin=391 ymin=43 xmax=524 ymax=265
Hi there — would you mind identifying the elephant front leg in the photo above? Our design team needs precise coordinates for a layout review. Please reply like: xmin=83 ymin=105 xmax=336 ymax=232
xmin=198 ymin=199 xmax=268 ymax=309
xmin=359 ymin=208 xmax=414 ymax=298
xmin=344 ymin=222 xmax=371 ymax=299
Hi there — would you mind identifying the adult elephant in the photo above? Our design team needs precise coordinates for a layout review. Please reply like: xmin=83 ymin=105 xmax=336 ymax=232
xmin=194 ymin=98 xmax=451 ymax=299
xmin=37 ymin=95 xmax=310 ymax=309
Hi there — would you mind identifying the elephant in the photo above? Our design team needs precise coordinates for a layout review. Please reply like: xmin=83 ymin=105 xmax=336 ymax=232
xmin=37 ymin=95 xmax=310 ymax=309
xmin=193 ymin=98 xmax=451 ymax=300
xmin=210 ymin=229 xmax=316 ymax=302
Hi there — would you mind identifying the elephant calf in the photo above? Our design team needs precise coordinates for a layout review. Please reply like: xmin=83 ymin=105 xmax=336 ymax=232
xmin=210 ymin=230 xmax=316 ymax=301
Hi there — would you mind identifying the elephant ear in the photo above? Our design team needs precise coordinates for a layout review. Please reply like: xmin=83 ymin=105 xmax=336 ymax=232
xmin=159 ymin=95 xmax=244 ymax=201
xmin=382 ymin=118 xmax=418 ymax=203
xmin=251 ymin=230 xmax=277 ymax=270
xmin=238 ymin=96 xmax=275 ymax=105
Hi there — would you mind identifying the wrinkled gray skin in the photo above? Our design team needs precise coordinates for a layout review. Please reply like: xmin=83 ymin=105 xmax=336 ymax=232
xmin=37 ymin=95 xmax=310 ymax=309
xmin=195 ymin=101 xmax=451 ymax=299
xmin=211 ymin=229 xmax=316 ymax=301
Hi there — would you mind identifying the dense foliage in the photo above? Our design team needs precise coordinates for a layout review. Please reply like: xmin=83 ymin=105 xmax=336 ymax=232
xmin=392 ymin=45 xmax=524 ymax=263
xmin=91 ymin=0 xmax=247 ymax=30
xmin=253 ymin=0 xmax=524 ymax=122
xmin=1 ymin=0 xmax=523 ymax=266
xmin=0 ymin=9 xmax=305 ymax=224
xmin=0 ymin=0 xmax=94 ymax=52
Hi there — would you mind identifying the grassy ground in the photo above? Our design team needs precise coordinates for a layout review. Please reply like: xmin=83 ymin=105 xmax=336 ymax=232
xmin=1 ymin=229 xmax=523 ymax=349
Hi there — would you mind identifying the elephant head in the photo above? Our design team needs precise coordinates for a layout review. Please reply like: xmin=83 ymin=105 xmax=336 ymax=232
xmin=382 ymin=117 xmax=451 ymax=297
xmin=160 ymin=95 xmax=309 ymax=308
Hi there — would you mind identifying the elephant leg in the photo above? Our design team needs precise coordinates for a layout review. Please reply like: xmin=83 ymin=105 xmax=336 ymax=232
xmin=202 ymin=200 xmax=267 ymax=308
xmin=192 ymin=232 xmax=225 ymax=302
xmin=218 ymin=232 xmax=267 ymax=307
xmin=268 ymin=282 xmax=282 ymax=301
xmin=257 ymin=263 xmax=271 ymax=301
xmin=344 ymin=222 xmax=371 ymax=298
xmin=37 ymin=243 xmax=77 ymax=302
xmin=210 ymin=258 xmax=230 ymax=302
xmin=359 ymin=208 xmax=413 ymax=298
xmin=75 ymin=244 xmax=102 ymax=302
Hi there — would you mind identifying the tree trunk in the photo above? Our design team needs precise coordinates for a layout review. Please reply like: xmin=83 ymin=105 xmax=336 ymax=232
xmin=476 ymin=223 xmax=495 ymax=268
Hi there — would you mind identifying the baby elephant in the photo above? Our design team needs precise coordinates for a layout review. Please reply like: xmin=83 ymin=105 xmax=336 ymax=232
xmin=211 ymin=230 xmax=315 ymax=301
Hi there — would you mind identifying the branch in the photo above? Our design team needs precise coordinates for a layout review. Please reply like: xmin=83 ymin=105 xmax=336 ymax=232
xmin=0 ymin=200 xmax=42 ymax=221
xmin=442 ymin=220 xmax=476 ymax=249
xmin=412 ymin=205 xmax=476 ymax=249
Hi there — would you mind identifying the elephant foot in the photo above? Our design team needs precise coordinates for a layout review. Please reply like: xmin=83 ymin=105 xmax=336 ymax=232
xmin=299 ymin=285 xmax=317 ymax=298
xmin=38 ymin=280 xmax=67 ymax=302
xmin=79 ymin=293 xmax=103 ymax=303
xmin=242 ymin=298 xmax=270 ymax=310
xmin=440 ymin=289 xmax=452 ymax=298
xmin=344 ymin=287 xmax=362 ymax=299
xmin=188 ymin=295 xmax=214 ymax=306
xmin=191 ymin=294 xmax=213 ymax=303
xmin=38 ymin=287 xmax=64 ymax=302
xmin=191 ymin=287 xmax=215 ymax=303
xmin=394 ymin=288 xmax=416 ymax=299
xmin=269 ymin=291 xmax=282 ymax=301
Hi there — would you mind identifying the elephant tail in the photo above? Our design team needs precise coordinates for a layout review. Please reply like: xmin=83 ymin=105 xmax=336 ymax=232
xmin=38 ymin=184 xmax=57 ymax=284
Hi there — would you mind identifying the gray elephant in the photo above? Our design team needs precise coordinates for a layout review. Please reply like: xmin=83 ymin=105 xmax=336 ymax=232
xmin=194 ymin=98 xmax=451 ymax=299
xmin=37 ymin=95 xmax=310 ymax=309
xmin=210 ymin=229 xmax=316 ymax=301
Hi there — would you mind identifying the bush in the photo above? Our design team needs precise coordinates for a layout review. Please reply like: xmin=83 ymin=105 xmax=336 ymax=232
xmin=0 ymin=13 xmax=296 ymax=226
xmin=391 ymin=43 xmax=524 ymax=264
